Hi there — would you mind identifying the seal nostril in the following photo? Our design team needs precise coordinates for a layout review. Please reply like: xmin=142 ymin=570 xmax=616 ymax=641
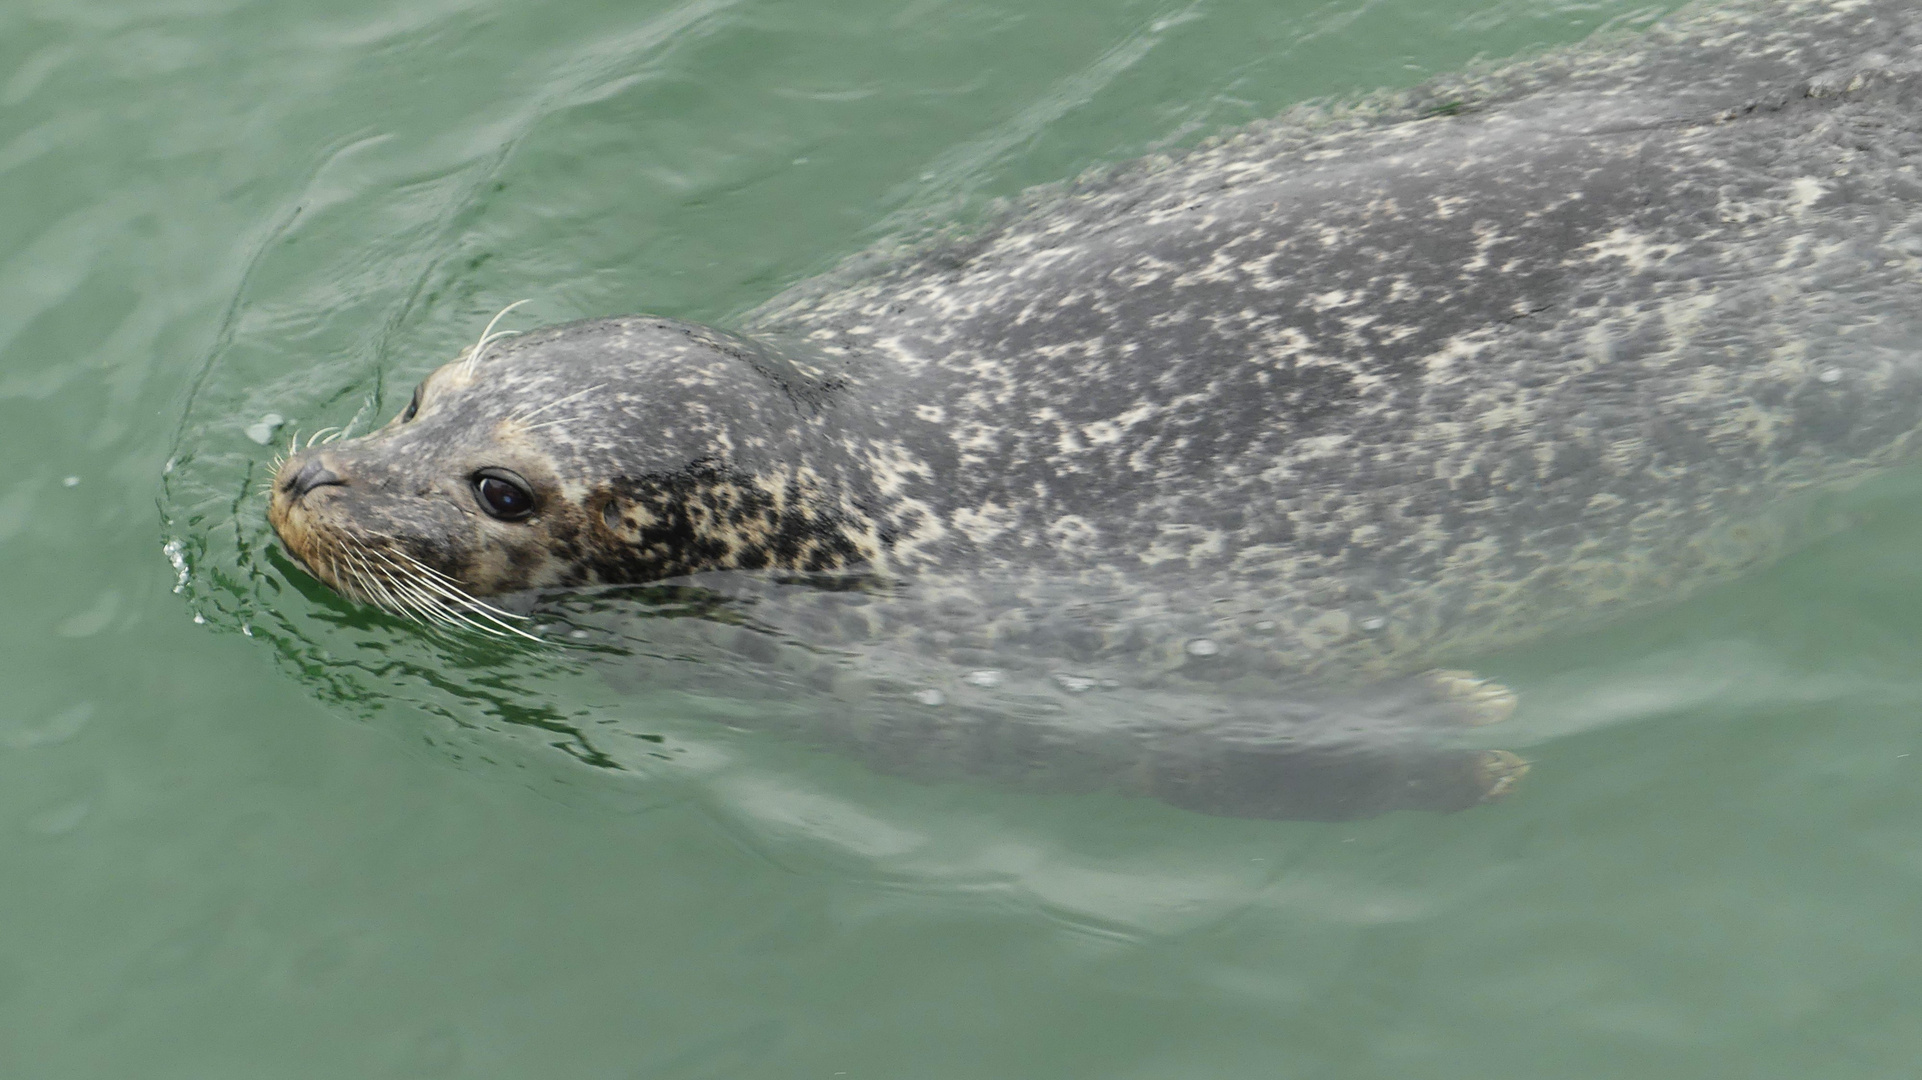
xmin=288 ymin=459 xmax=344 ymax=499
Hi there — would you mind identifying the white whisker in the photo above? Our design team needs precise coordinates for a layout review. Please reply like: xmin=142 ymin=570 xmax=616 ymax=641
xmin=312 ymin=527 xmax=541 ymax=641
xmin=375 ymin=567 xmax=473 ymax=634
xmin=347 ymin=548 xmax=420 ymax=624
xmin=367 ymin=548 xmax=490 ymax=635
xmin=360 ymin=551 xmax=426 ymax=624
xmin=378 ymin=547 xmax=540 ymax=640
xmin=510 ymin=383 xmax=604 ymax=425
xmin=384 ymin=548 xmax=527 ymax=615
xmin=305 ymin=427 xmax=340 ymax=449
xmin=461 ymin=299 xmax=532 ymax=378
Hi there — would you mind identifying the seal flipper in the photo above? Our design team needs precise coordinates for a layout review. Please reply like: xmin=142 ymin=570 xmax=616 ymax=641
xmin=1130 ymin=671 xmax=1531 ymax=821
xmin=1423 ymin=669 xmax=1520 ymax=727
xmin=1146 ymin=739 xmax=1527 ymax=821
xmin=800 ymin=677 xmax=1530 ymax=822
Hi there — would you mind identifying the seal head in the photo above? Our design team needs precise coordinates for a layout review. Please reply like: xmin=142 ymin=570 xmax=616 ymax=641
xmin=269 ymin=317 xmax=892 ymax=620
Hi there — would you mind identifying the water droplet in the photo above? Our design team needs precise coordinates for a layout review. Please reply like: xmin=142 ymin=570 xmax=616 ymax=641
xmin=912 ymin=689 xmax=946 ymax=706
xmin=962 ymin=669 xmax=1003 ymax=688
xmin=162 ymin=539 xmax=190 ymax=592
xmin=244 ymin=413 xmax=286 ymax=445
xmin=1052 ymin=673 xmax=1096 ymax=693
xmin=1186 ymin=638 xmax=1220 ymax=656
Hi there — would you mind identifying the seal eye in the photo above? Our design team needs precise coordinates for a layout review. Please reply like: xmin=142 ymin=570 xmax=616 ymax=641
xmin=400 ymin=384 xmax=423 ymax=424
xmin=473 ymin=468 xmax=536 ymax=521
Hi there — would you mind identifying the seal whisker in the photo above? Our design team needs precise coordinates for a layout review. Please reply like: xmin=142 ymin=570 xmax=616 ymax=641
xmin=382 ymin=548 xmax=532 ymax=622
xmin=397 ymin=584 xmax=516 ymax=639
xmin=369 ymin=558 xmax=444 ymax=629
xmin=521 ymin=417 xmax=587 ymax=432
xmin=305 ymin=427 xmax=340 ymax=449
xmin=461 ymin=299 xmax=532 ymax=378
xmin=396 ymin=565 xmax=488 ymax=606
xmin=337 ymin=555 xmax=381 ymax=613
xmin=352 ymin=549 xmax=425 ymax=625
xmin=375 ymin=566 xmax=476 ymax=634
xmin=376 ymin=547 xmax=539 ymax=640
xmin=366 ymin=549 xmax=493 ymax=632
xmin=346 ymin=548 xmax=422 ymax=624
xmin=330 ymin=554 xmax=366 ymax=609
xmin=409 ymin=585 xmax=535 ymax=639
xmin=422 ymin=598 xmax=512 ymax=639
xmin=378 ymin=547 xmax=475 ymax=591
xmin=510 ymin=383 xmax=605 ymax=425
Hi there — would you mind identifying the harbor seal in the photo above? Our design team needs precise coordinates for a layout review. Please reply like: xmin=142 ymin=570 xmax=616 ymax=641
xmin=266 ymin=0 xmax=1922 ymax=818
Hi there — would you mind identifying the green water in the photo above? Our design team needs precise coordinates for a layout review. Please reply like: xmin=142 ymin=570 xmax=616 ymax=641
xmin=9 ymin=0 xmax=1922 ymax=1075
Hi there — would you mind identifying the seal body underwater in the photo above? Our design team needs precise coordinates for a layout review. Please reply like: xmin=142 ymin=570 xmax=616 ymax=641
xmin=268 ymin=0 xmax=1922 ymax=819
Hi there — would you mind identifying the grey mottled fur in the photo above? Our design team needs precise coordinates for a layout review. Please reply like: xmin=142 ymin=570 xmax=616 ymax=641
xmin=740 ymin=0 xmax=1922 ymax=684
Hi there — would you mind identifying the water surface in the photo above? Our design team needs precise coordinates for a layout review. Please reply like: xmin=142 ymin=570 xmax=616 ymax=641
xmin=8 ymin=0 xmax=1922 ymax=1076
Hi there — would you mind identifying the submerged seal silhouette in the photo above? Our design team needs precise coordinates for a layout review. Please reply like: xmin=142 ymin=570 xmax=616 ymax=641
xmin=268 ymin=0 xmax=1922 ymax=819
